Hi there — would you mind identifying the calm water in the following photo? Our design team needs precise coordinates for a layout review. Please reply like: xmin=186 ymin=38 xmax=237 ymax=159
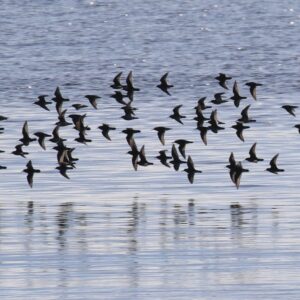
xmin=1 ymin=0 xmax=300 ymax=299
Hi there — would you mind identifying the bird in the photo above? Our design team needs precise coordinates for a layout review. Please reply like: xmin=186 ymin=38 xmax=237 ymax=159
xmin=153 ymin=127 xmax=171 ymax=145
xmin=238 ymin=105 xmax=256 ymax=123
xmin=122 ymin=128 xmax=141 ymax=145
xmin=156 ymin=150 xmax=172 ymax=168
xmin=49 ymin=125 xmax=65 ymax=143
xmin=12 ymin=144 xmax=28 ymax=158
xmin=194 ymin=97 xmax=211 ymax=110
xmin=169 ymin=105 xmax=186 ymax=124
xmin=34 ymin=131 xmax=51 ymax=150
xmin=23 ymin=160 xmax=40 ymax=188
xmin=226 ymin=152 xmax=236 ymax=170
xmin=282 ymin=105 xmax=298 ymax=117
xmin=34 ymin=95 xmax=51 ymax=111
xmin=208 ymin=109 xmax=225 ymax=133
xmin=245 ymin=82 xmax=263 ymax=100
xmin=266 ymin=154 xmax=284 ymax=174
xmin=194 ymin=107 xmax=209 ymax=123
xmin=294 ymin=124 xmax=300 ymax=133
xmin=231 ymin=81 xmax=247 ymax=107
xmin=229 ymin=161 xmax=249 ymax=189
xmin=85 ymin=95 xmax=100 ymax=109
xmin=19 ymin=121 xmax=37 ymax=146
xmin=127 ymin=138 xmax=140 ymax=171
xmin=138 ymin=145 xmax=154 ymax=166
xmin=110 ymin=91 xmax=128 ymax=105
xmin=75 ymin=130 xmax=92 ymax=144
xmin=52 ymin=87 xmax=69 ymax=114
xmin=110 ymin=72 xmax=123 ymax=89
xmin=245 ymin=143 xmax=264 ymax=163
xmin=123 ymin=71 xmax=140 ymax=92
xmin=157 ymin=72 xmax=174 ymax=95
xmin=56 ymin=109 xmax=72 ymax=127
xmin=231 ymin=121 xmax=250 ymax=142
xmin=98 ymin=123 xmax=116 ymax=141
xmin=170 ymin=144 xmax=186 ymax=171
xmin=211 ymin=92 xmax=227 ymax=105
xmin=121 ymin=103 xmax=138 ymax=120
xmin=215 ymin=73 xmax=232 ymax=90
xmin=174 ymin=139 xmax=193 ymax=159
xmin=197 ymin=125 xmax=208 ymax=146
xmin=72 ymin=104 xmax=88 ymax=110
xmin=184 ymin=155 xmax=202 ymax=184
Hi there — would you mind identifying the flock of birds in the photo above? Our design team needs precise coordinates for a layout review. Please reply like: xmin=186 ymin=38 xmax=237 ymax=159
xmin=1 ymin=70 xmax=297 ymax=188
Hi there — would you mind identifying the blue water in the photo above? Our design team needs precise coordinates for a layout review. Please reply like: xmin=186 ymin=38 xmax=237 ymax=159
xmin=1 ymin=0 xmax=300 ymax=299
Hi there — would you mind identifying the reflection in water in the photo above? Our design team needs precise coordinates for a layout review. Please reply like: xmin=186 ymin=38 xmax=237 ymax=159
xmin=0 ymin=197 xmax=298 ymax=299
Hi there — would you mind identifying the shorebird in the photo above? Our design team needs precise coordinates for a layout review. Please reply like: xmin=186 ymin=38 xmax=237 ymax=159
xmin=215 ymin=73 xmax=232 ymax=90
xmin=245 ymin=82 xmax=263 ymax=100
xmin=157 ymin=72 xmax=173 ymax=95
xmin=266 ymin=154 xmax=284 ymax=174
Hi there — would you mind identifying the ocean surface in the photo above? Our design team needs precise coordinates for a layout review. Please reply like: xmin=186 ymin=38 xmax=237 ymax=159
xmin=1 ymin=0 xmax=300 ymax=299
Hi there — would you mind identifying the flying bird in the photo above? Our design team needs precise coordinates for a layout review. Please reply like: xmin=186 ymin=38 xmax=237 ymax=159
xmin=266 ymin=154 xmax=284 ymax=174
xmin=245 ymin=82 xmax=263 ymax=100
xmin=157 ymin=72 xmax=174 ymax=95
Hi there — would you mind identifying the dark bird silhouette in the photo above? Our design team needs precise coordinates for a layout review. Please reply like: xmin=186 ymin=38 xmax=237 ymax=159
xmin=56 ymin=163 xmax=73 ymax=179
xmin=52 ymin=87 xmax=69 ymax=114
xmin=85 ymin=95 xmax=100 ymax=109
xmin=122 ymin=128 xmax=141 ymax=145
xmin=153 ymin=126 xmax=171 ymax=145
xmin=12 ymin=144 xmax=28 ymax=158
xmin=0 ymin=164 xmax=6 ymax=170
xmin=111 ymin=72 xmax=123 ymax=89
xmin=194 ymin=97 xmax=211 ymax=111
xmin=266 ymin=154 xmax=284 ymax=174
xmin=169 ymin=105 xmax=186 ymax=125
xmin=110 ymin=91 xmax=128 ymax=105
xmin=246 ymin=143 xmax=264 ymax=163
xmin=121 ymin=103 xmax=138 ymax=120
xmin=127 ymin=138 xmax=140 ymax=171
xmin=238 ymin=105 xmax=256 ymax=123
xmin=138 ymin=145 xmax=154 ymax=166
xmin=231 ymin=121 xmax=250 ymax=142
xmin=34 ymin=95 xmax=51 ymax=111
xmin=19 ymin=121 xmax=37 ymax=146
xmin=98 ymin=123 xmax=116 ymax=141
xmin=229 ymin=161 xmax=249 ymax=189
xmin=194 ymin=107 xmax=209 ymax=123
xmin=0 ymin=116 xmax=7 ymax=121
xmin=294 ymin=124 xmax=300 ymax=133
xmin=157 ymin=72 xmax=174 ymax=95
xmin=49 ymin=125 xmax=66 ymax=144
xmin=23 ymin=160 xmax=40 ymax=188
xmin=69 ymin=114 xmax=90 ymax=131
xmin=174 ymin=139 xmax=193 ymax=159
xmin=215 ymin=73 xmax=232 ymax=90
xmin=170 ymin=144 xmax=186 ymax=171
xmin=231 ymin=81 xmax=247 ymax=108
xmin=226 ymin=152 xmax=236 ymax=170
xmin=282 ymin=105 xmax=298 ymax=117
xmin=34 ymin=132 xmax=51 ymax=150
xmin=72 ymin=104 xmax=88 ymax=110
xmin=75 ymin=130 xmax=92 ymax=144
xmin=156 ymin=150 xmax=172 ymax=168
xmin=197 ymin=125 xmax=208 ymax=146
xmin=123 ymin=71 xmax=140 ymax=92
xmin=184 ymin=155 xmax=202 ymax=184
xmin=211 ymin=92 xmax=227 ymax=105
xmin=56 ymin=109 xmax=72 ymax=127
xmin=245 ymin=82 xmax=262 ymax=100
xmin=208 ymin=109 xmax=225 ymax=133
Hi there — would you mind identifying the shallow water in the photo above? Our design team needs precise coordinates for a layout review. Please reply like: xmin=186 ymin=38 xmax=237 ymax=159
xmin=1 ymin=0 xmax=300 ymax=299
